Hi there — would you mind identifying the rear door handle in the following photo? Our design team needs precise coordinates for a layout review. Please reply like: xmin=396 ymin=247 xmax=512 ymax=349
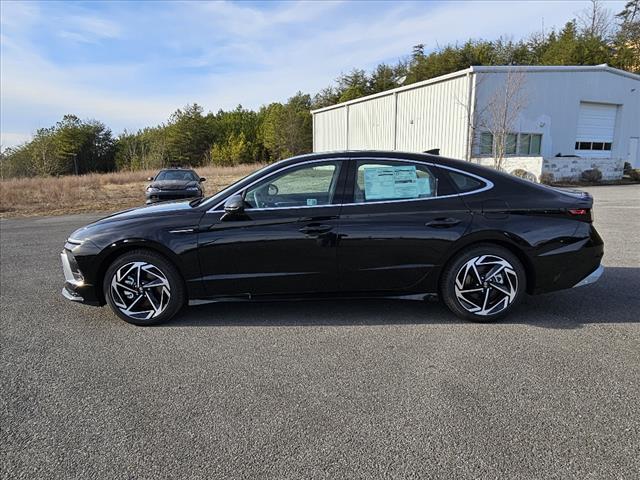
xmin=299 ymin=224 xmax=333 ymax=235
xmin=425 ymin=217 xmax=461 ymax=228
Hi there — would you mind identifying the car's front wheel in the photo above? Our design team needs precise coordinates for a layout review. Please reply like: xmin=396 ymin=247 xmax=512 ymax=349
xmin=440 ymin=244 xmax=525 ymax=322
xmin=103 ymin=250 xmax=185 ymax=326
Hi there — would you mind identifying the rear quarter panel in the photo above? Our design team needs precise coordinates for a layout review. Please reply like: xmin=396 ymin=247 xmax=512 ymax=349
xmin=449 ymin=174 xmax=601 ymax=294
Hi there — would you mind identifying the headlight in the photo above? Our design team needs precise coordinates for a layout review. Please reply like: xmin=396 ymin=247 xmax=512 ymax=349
xmin=147 ymin=187 xmax=160 ymax=193
xmin=186 ymin=186 xmax=200 ymax=191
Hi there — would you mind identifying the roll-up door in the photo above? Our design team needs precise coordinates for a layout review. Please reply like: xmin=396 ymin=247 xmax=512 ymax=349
xmin=575 ymin=102 xmax=617 ymax=158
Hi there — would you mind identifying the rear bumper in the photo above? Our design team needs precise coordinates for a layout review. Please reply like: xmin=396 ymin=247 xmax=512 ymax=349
xmin=572 ymin=264 xmax=604 ymax=288
xmin=531 ymin=224 xmax=604 ymax=294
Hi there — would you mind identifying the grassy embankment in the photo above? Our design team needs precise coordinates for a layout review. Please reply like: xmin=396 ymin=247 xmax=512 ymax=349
xmin=0 ymin=164 xmax=263 ymax=218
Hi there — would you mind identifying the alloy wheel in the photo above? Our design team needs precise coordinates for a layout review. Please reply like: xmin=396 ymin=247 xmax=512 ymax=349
xmin=110 ymin=261 xmax=171 ymax=320
xmin=454 ymin=254 xmax=518 ymax=316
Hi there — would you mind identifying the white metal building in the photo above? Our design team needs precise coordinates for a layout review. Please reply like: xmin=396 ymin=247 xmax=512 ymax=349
xmin=311 ymin=65 xmax=640 ymax=181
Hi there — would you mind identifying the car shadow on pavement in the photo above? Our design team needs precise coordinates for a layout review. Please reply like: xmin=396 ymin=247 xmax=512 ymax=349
xmin=165 ymin=267 xmax=640 ymax=330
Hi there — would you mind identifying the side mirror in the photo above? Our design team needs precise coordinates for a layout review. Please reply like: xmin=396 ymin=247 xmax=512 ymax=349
xmin=200 ymin=177 xmax=206 ymax=182
xmin=147 ymin=177 xmax=154 ymax=181
xmin=223 ymin=195 xmax=245 ymax=218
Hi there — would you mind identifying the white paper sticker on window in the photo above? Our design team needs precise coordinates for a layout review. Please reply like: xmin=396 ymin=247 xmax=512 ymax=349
xmin=364 ymin=166 xmax=419 ymax=200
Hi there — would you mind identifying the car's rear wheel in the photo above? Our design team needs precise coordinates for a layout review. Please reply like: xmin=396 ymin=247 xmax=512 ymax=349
xmin=103 ymin=250 xmax=184 ymax=326
xmin=440 ymin=245 xmax=525 ymax=322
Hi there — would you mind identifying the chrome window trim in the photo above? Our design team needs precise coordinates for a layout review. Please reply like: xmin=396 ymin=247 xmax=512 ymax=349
xmin=234 ymin=204 xmax=342 ymax=212
xmin=206 ymin=156 xmax=494 ymax=213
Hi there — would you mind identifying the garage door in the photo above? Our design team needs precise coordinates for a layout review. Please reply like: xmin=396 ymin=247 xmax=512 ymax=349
xmin=575 ymin=102 xmax=617 ymax=158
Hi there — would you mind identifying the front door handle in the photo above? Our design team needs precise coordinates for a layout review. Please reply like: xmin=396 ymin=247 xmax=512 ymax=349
xmin=425 ymin=217 xmax=461 ymax=228
xmin=299 ymin=224 xmax=333 ymax=235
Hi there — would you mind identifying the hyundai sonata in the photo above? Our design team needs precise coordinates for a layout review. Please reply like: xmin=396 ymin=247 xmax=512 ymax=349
xmin=61 ymin=151 xmax=604 ymax=325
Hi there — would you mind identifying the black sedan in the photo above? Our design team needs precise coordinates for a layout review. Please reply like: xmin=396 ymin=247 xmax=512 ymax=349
xmin=145 ymin=168 xmax=205 ymax=204
xmin=61 ymin=151 xmax=604 ymax=325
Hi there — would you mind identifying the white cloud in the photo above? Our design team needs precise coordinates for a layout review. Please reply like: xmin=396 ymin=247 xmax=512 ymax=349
xmin=56 ymin=15 xmax=121 ymax=43
xmin=66 ymin=14 xmax=122 ymax=39
xmin=193 ymin=0 xmax=343 ymax=36
xmin=1 ymin=132 xmax=32 ymax=148
xmin=0 ymin=1 xmax=40 ymax=29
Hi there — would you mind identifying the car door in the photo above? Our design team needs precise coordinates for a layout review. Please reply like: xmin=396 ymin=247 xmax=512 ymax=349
xmin=197 ymin=160 xmax=347 ymax=297
xmin=337 ymin=158 xmax=472 ymax=293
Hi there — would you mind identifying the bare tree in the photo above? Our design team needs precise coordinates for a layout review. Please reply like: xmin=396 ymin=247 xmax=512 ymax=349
xmin=577 ymin=0 xmax=613 ymax=38
xmin=478 ymin=69 xmax=528 ymax=170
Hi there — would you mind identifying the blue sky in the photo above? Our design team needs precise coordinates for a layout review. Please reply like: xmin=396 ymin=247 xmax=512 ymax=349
xmin=0 ymin=0 xmax=624 ymax=147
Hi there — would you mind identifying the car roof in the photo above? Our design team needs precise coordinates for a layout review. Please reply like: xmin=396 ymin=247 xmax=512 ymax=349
xmin=284 ymin=150 xmax=477 ymax=171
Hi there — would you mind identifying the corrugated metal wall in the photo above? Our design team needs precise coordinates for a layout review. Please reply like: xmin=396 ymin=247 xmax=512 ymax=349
xmin=395 ymin=75 xmax=468 ymax=159
xmin=313 ymin=106 xmax=347 ymax=151
xmin=312 ymin=73 xmax=470 ymax=159
xmin=347 ymin=95 xmax=395 ymax=150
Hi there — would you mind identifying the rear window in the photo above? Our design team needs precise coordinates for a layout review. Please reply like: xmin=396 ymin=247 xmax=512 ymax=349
xmin=448 ymin=171 xmax=485 ymax=193
xmin=355 ymin=161 xmax=437 ymax=203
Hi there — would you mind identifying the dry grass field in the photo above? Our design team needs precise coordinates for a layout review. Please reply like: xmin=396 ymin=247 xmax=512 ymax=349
xmin=0 ymin=164 xmax=264 ymax=218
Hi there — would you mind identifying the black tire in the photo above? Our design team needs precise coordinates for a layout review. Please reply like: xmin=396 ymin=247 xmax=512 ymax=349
xmin=103 ymin=249 xmax=185 ymax=326
xmin=440 ymin=244 xmax=526 ymax=322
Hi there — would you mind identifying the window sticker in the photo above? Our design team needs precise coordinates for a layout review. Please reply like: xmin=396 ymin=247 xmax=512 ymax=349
xmin=306 ymin=198 xmax=318 ymax=206
xmin=363 ymin=166 xmax=419 ymax=200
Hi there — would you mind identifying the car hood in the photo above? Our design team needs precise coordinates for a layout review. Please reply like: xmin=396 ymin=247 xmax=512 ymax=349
xmin=149 ymin=180 xmax=199 ymax=190
xmin=68 ymin=200 xmax=196 ymax=242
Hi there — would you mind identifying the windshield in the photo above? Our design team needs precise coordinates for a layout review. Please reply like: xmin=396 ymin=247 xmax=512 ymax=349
xmin=155 ymin=170 xmax=198 ymax=181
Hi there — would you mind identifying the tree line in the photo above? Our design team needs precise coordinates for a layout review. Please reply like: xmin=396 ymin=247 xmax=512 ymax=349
xmin=1 ymin=0 xmax=637 ymax=178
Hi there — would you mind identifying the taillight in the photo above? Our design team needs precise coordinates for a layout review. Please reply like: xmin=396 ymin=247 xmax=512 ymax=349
xmin=567 ymin=208 xmax=592 ymax=222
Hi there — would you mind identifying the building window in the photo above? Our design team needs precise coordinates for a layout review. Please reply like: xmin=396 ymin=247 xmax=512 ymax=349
xmin=518 ymin=133 xmax=542 ymax=155
xmin=575 ymin=141 xmax=612 ymax=151
xmin=479 ymin=132 xmax=541 ymax=156
xmin=480 ymin=132 xmax=493 ymax=155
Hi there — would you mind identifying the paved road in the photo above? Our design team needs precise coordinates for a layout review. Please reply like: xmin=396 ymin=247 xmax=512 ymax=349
xmin=1 ymin=185 xmax=639 ymax=479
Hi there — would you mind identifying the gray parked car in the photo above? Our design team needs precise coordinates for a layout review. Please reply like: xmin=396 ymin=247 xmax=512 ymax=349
xmin=145 ymin=168 xmax=205 ymax=204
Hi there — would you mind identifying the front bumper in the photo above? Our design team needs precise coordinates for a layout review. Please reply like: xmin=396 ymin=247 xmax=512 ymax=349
xmin=62 ymin=286 xmax=84 ymax=301
xmin=572 ymin=264 xmax=604 ymax=288
xmin=146 ymin=190 xmax=202 ymax=204
xmin=61 ymin=249 xmax=101 ymax=306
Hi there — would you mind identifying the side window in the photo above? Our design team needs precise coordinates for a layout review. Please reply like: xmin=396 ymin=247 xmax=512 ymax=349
xmin=354 ymin=161 xmax=437 ymax=203
xmin=244 ymin=162 xmax=340 ymax=209
xmin=448 ymin=171 xmax=485 ymax=193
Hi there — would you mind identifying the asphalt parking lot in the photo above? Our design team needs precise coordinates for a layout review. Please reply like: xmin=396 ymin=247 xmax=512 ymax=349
xmin=1 ymin=185 xmax=639 ymax=479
